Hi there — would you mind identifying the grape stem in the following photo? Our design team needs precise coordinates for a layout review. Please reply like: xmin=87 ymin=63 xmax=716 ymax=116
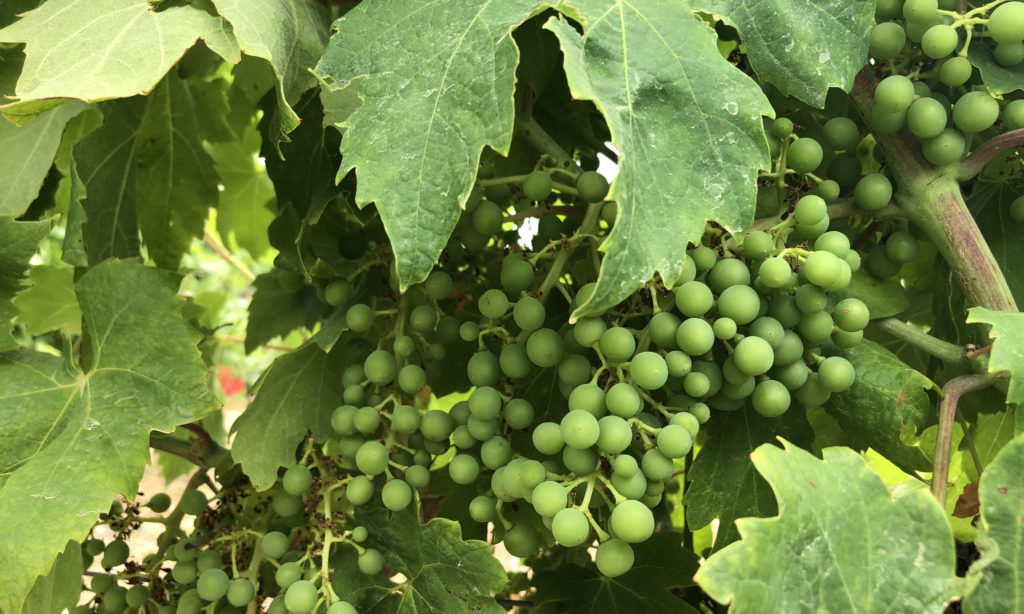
xmin=537 ymin=201 xmax=604 ymax=305
xmin=870 ymin=318 xmax=970 ymax=366
xmin=203 ymin=231 xmax=256 ymax=282
xmin=516 ymin=115 xmax=580 ymax=177
xmin=932 ymin=373 xmax=995 ymax=505
xmin=954 ymin=127 xmax=1024 ymax=181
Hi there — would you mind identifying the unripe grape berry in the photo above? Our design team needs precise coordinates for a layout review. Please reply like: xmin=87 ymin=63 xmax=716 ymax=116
xmin=609 ymin=500 xmax=655 ymax=543
xmin=147 ymin=492 xmax=172 ymax=513
xmin=358 ymin=549 xmax=384 ymax=575
xmin=532 ymin=481 xmax=568 ymax=517
xmin=479 ymin=288 xmax=509 ymax=319
xmin=1004 ymin=100 xmax=1024 ymax=130
xmin=503 ymin=522 xmax=540 ymax=557
xmin=874 ymin=75 xmax=915 ymax=113
xmin=885 ymin=231 xmax=921 ymax=263
xmin=717 ymin=284 xmax=760 ymax=325
xmin=381 ymin=479 xmax=414 ymax=511
xmin=733 ymin=336 xmax=774 ymax=376
xmin=630 ymin=351 xmax=668 ymax=390
xmin=472 ymin=200 xmax=503 ymax=235
xmin=325 ymin=280 xmax=354 ymax=306
xmin=742 ymin=230 xmax=774 ymax=259
xmin=903 ymin=0 xmax=938 ymax=23
xmin=532 ymin=421 xmax=565 ymax=455
xmin=501 ymin=254 xmax=534 ymax=295
xmin=1011 ymin=195 xmax=1024 ymax=223
xmin=921 ymin=24 xmax=958 ymax=58
xmin=870 ymin=22 xmax=906 ymax=59
xmin=788 ymin=138 xmax=823 ymax=174
xmin=675 ymin=318 xmax=715 ymax=357
xmin=834 ymin=298 xmax=871 ymax=332
xmin=346 ymin=476 xmax=375 ymax=505
xmin=802 ymin=251 xmax=844 ymax=289
xmin=922 ymin=128 xmax=965 ymax=166
xmin=577 ymin=171 xmax=610 ymax=202
xmin=560 ymin=409 xmax=601 ymax=449
xmin=282 ymin=464 xmax=313 ymax=496
xmin=527 ymin=327 xmax=566 ymax=367
xmin=523 ymin=170 xmax=553 ymax=201
xmin=818 ymin=356 xmax=857 ymax=392
xmin=657 ymin=424 xmax=693 ymax=458
xmin=180 ymin=490 xmax=208 ymax=516
xmin=346 ymin=303 xmax=374 ymax=332
xmin=906 ymin=97 xmax=948 ymax=140
xmin=939 ymin=56 xmax=972 ymax=87
xmin=469 ymin=495 xmax=497 ymax=522
xmin=102 ymin=539 xmax=130 ymax=569
xmin=995 ymin=41 xmax=1024 ymax=66
xmin=197 ymin=568 xmax=230 ymax=601
xmin=757 ymin=257 xmax=792 ymax=288
xmin=356 ymin=441 xmax=389 ymax=476
xmin=822 ymin=117 xmax=860 ymax=152
xmin=552 ymin=507 xmax=591 ymax=546
xmin=988 ymin=1 xmax=1024 ymax=44
xmin=424 ymin=271 xmax=453 ymax=300
xmin=596 ymin=538 xmax=634 ymax=577
xmin=327 ymin=602 xmax=358 ymax=614
xmin=953 ymin=91 xmax=1000 ymax=133
xmin=770 ymin=117 xmax=794 ymax=138
xmin=793 ymin=195 xmax=827 ymax=226
xmin=675 ymin=281 xmax=714 ymax=317
xmin=752 ymin=379 xmax=792 ymax=417
xmin=600 ymin=326 xmax=637 ymax=363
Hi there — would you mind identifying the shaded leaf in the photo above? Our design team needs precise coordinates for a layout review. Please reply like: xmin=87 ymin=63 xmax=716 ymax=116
xmin=231 ymin=342 xmax=342 ymax=490
xmin=12 ymin=264 xmax=82 ymax=336
xmin=966 ymin=181 xmax=1024 ymax=305
xmin=964 ymin=433 xmax=1024 ymax=614
xmin=0 ymin=0 xmax=239 ymax=121
xmin=842 ymin=268 xmax=910 ymax=319
xmin=968 ymin=40 xmax=1024 ymax=95
xmin=0 ymin=260 xmax=216 ymax=613
xmin=826 ymin=340 xmax=932 ymax=472
xmin=207 ymin=139 xmax=276 ymax=257
xmin=966 ymin=308 xmax=1024 ymax=407
xmin=0 ymin=102 xmax=89 ymax=216
xmin=314 ymin=0 xmax=539 ymax=289
xmin=965 ymin=409 xmax=1017 ymax=483
xmin=19 ymin=540 xmax=82 ymax=614
xmin=696 ymin=440 xmax=963 ymax=614
xmin=531 ymin=532 xmax=699 ymax=614
xmin=545 ymin=5 xmax=771 ymax=319
xmin=244 ymin=273 xmax=325 ymax=353
xmin=695 ymin=0 xmax=873 ymax=106
xmin=0 ymin=217 xmax=48 ymax=351
xmin=684 ymin=405 xmax=813 ymax=549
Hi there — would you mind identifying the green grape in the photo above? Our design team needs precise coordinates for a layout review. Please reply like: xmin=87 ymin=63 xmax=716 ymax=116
xmin=904 ymin=0 xmax=938 ymax=22
xmin=708 ymin=258 xmax=751 ymax=293
xmin=391 ymin=404 xmax=421 ymax=434
xmin=1011 ymin=195 xmax=1024 ymax=222
xmin=713 ymin=317 xmax=737 ymax=340
xmin=172 ymin=560 xmax=198 ymax=584
xmin=125 ymin=584 xmax=149 ymax=608
xmin=501 ymin=254 xmax=534 ymax=295
xmin=733 ymin=336 xmax=774 ymax=376
xmin=793 ymin=195 xmax=827 ymax=226
xmin=648 ymin=312 xmax=681 ymax=348
xmin=472 ymin=200 xmax=503 ymax=235
xmin=939 ymin=56 xmax=973 ymax=87
xmin=600 ymin=327 xmax=637 ymax=363
xmin=173 ymin=538 xmax=198 ymax=562
xmin=405 ymin=464 xmax=430 ymax=489
xmin=669 ymin=411 xmax=700 ymax=437
xmin=870 ymin=22 xmax=906 ymax=59
xmin=422 ymin=409 xmax=456 ymax=442
xmin=398 ymin=364 xmax=427 ymax=394
xmin=922 ymin=128 xmax=965 ymax=166
xmin=630 ymin=351 xmax=668 ymax=390
xmin=688 ymin=246 xmax=717 ymax=273
xmin=504 ymin=523 xmax=541 ymax=557
xmin=197 ymin=568 xmax=230 ymax=601
xmin=606 ymin=382 xmax=643 ymax=418
xmin=758 ymin=257 xmax=793 ymax=288
xmin=363 ymin=350 xmax=396 ymax=385
xmin=552 ymin=508 xmax=590 ymax=546
xmin=143 ymin=492 xmax=172 ymax=514
xmin=390 ymin=335 xmax=414 ymax=358
xmin=513 ymin=296 xmax=546 ymax=331
xmin=479 ymin=288 xmax=509 ymax=319
xmin=612 ymin=454 xmax=639 ymax=477
xmin=448 ymin=455 xmax=481 ymax=485
xmin=282 ymin=464 xmax=313 ymax=496
xmin=773 ymin=359 xmax=810 ymax=390
xmin=641 ymin=448 xmax=675 ymax=481
xmin=354 ymin=406 xmax=380 ymax=435
xmin=688 ymin=402 xmax=711 ymax=423
xmin=523 ymin=170 xmax=553 ymax=201
xmin=350 ymin=526 xmax=369 ymax=543
xmin=358 ymin=549 xmax=384 ymax=575
xmin=577 ymin=171 xmax=610 ymax=202
xmin=826 ymin=152 xmax=862 ymax=189
xmin=499 ymin=343 xmax=532 ymax=379
xmin=996 ymin=41 xmax=1024 ymax=66
xmin=788 ymin=138 xmax=823 ymax=174
xmin=609 ymin=500 xmax=655 ymax=543
xmin=875 ymin=75 xmax=915 ymax=113
xmin=683 ymin=371 xmax=711 ymax=397
xmin=921 ymin=24 xmax=958 ymax=58
xmin=504 ymin=398 xmax=535 ymax=429
xmin=266 ymin=596 xmax=288 ymax=614
xmin=346 ymin=304 xmax=375 ymax=333
xmin=275 ymin=491 xmax=304 ymax=517
xmin=1004 ymin=100 xmax=1024 ymax=130
xmin=569 ymin=383 xmax=606 ymax=415
xmin=823 ymin=117 xmax=860 ymax=151
xmin=818 ymin=356 xmax=857 ymax=392
xmin=854 ymin=173 xmax=893 ymax=211
xmin=665 ymin=350 xmax=692 ymax=377
xmin=460 ymin=321 xmax=480 ymax=342
xmin=180 ymin=490 xmax=207 ymax=516
xmin=988 ymin=1 xmax=1024 ymax=44
xmin=468 ymin=386 xmax=502 ymax=421
xmin=833 ymin=298 xmax=870 ymax=333
xmin=675 ymin=281 xmax=714 ymax=317
xmin=717 ymin=284 xmax=760 ymax=325
xmin=573 ymin=317 xmax=607 ymax=347
xmin=657 ymin=424 xmax=693 ymax=458
xmin=196 ymin=549 xmax=222 ymax=572
xmin=327 ymin=601 xmax=358 ymax=614
xmin=595 ymin=539 xmax=634 ymax=577
xmin=101 ymin=586 xmax=127 ymax=612
xmin=906 ymin=97 xmax=947 ymax=140
xmin=798 ymin=311 xmax=835 ymax=345
xmin=522 ymin=460 xmax=547 ymax=491
xmin=560 ymin=409 xmax=601 ymax=449
xmin=91 ymin=572 xmax=114 ymax=593
xmin=382 ymin=479 xmax=414 ymax=511
xmin=886 ymin=230 xmax=920 ymax=263
xmin=866 ymin=245 xmax=903 ymax=278
xmin=343 ymin=384 xmax=366 ymax=406
xmin=562 ymin=446 xmax=599 ymax=474
xmin=795 ymin=284 xmax=828 ymax=314
xmin=532 ymin=422 xmax=565 ymax=455
xmin=423 ymin=271 xmax=453 ymax=301
xmin=558 ymin=354 xmax=592 ymax=386
xmin=953 ymin=91 xmax=1000 ymax=133
xmin=469 ymin=495 xmax=497 ymax=522
xmin=752 ymin=380 xmax=792 ymax=417
xmin=597 ymin=415 xmax=634 ymax=454
xmin=102 ymin=539 xmax=129 ymax=568
xmin=794 ymin=372 xmax=832 ymax=407
xmin=331 ymin=406 xmax=358 ymax=437
xmin=802 ymin=251 xmax=844 ymax=289
xmin=743 ymin=230 xmax=774 ymax=259
xmin=601 ymin=201 xmax=619 ymax=225
xmin=481 ymin=436 xmax=512 ymax=469
xmin=355 ymin=441 xmax=389 ymax=476
xmin=675 ymin=318 xmax=715 ymax=357
xmin=468 ymin=415 xmax=498 ymax=441
xmin=770 ymin=117 xmax=794 ymax=138
xmin=869 ymin=105 xmax=907 ymax=134
xmin=748 ymin=318 xmax=784 ymax=350
xmin=816 ymin=179 xmax=841 ymax=202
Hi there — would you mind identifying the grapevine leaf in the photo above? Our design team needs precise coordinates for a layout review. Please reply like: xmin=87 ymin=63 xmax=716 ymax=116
xmin=0 ymin=259 xmax=216 ymax=614
xmin=209 ymin=0 xmax=331 ymax=147
xmin=207 ymin=139 xmax=276 ymax=258
xmin=964 ymin=433 xmax=1024 ymax=614
xmin=966 ymin=308 xmax=1024 ymax=407
xmin=826 ymin=340 xmax=932 ymax=472
xmin=695 ymin=440 xmax=963 ymax=614
xmin=545 ymin=5 xmax=772 ymax=320
xmin=0 ymin=102 xmax=89 ymax=216
xmin=684 ymin=406 xmax=813 ymax=549
xmin=967 ymin=181 xmax=1024 ymax=306
xmin=841 ymin=268 xmax=910 ymax=319
xmin=244 ymin=273 xmax=326 ymax=354
xmin=231 ymin=343 xmax=343 ymax=490
xmin=0 ymin=0 xmax=240 ymax=121
xmin=531 ymin=532 xmax=700 ymax=614
xmin=965 ymin=410 xmax=1017 ymax=482
xmin=314 ymin=0 xmax=540 ymax=289
xmin=20 ymin=540 xmax=82 ymax=614
xmin=0 ymin=218 xmax=48 ymax=352
xmin=329 ymin=504 xmax=508 ymax=614
xmin=12 ymin=264 xmax=82 ymax=336
xmin=694 ymin=0 xmax=874 ymax=107
xmin=968 ymin=40 xmax=1024 ymax=95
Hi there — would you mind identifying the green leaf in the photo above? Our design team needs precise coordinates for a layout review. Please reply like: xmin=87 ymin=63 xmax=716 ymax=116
xmin=12 ymin=264 xmax=82 ymax=336
xmin=684 ymin=406 xmax=813 ymax=549
xmin=545 ymin=5 xmax=772 ymax=319
xmin=696 ymin=440 xmax=963 ymax=614
xmin=966 ymin=308 xmax=1024 ymax=407
xmin=314 ymin=0 xmax=539 ymax=290
xmin=329 ymin=505 xmax=508 ymax=614
xmin=968 ymin=40 xmax=1024 ymax=95
xmin=231 ymin=343 xmax=343 ymax=490
xmin=19 ymin=540 xmax=82 ymax=614
xmin=964 ymin=433 xmax=1024 ymax=614
xmin=207 ymin=139 xmax=276 ymax=258
xmin=966 ymin=410 xmax=1018 ymax=484
xmin=0 ymin=217 xmax=48 ymax=352
xmin=244 ymin=273 xmax=325 ymax=353
xmin=531 ymin=532 xmax=700 ymax=614
xmin=825 ymin=340 xmax=932 ymax=472
xmin=0 ymin=259 xmax=216 ymax=614
xmin=694 ymin=0 xmax=874 ymax=106
xmin=209 ymin=0 xmax=330 ymax=147
xmin=841 ymin=268 xmax=910 ymax=319
xmin=967 ymin=181 xmax=1024 ymax=307
xmin=0 ymin=102 xmax=89 ymax=216
xmin=0 ymin=0 xmax=239 ymax=120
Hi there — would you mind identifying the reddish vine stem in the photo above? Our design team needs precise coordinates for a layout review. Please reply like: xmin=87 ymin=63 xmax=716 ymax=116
xmin=932 ymin=374 xmax=994 ymax=505
xmin=955 ymin=127 xmax=1024 ymax=181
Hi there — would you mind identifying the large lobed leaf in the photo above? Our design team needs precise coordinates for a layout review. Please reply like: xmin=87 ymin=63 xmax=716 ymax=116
xmin=694 ymin=0 xmax=874 ymax=107
xmin=546 ymin=2 xmax=772 ymax=319
xmin=0 ymin=217 xmax=48 ymax=352
xmin=0 ymin=259 xmax=217 ymax=614
xmin=314 ymin=0 xmax=541 ymax=290
xmin=696 ymin=440 xmax=963 ymax=614
xmin=0 ymin=0 xmax=239 ymax=121
xmin=966 ymin=307 xmax=1024 ymax=407
xmin=12 ymin=264 xmax=82 ymax=337
xmin=964 ymin=433 xmax=1024 ymax=614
